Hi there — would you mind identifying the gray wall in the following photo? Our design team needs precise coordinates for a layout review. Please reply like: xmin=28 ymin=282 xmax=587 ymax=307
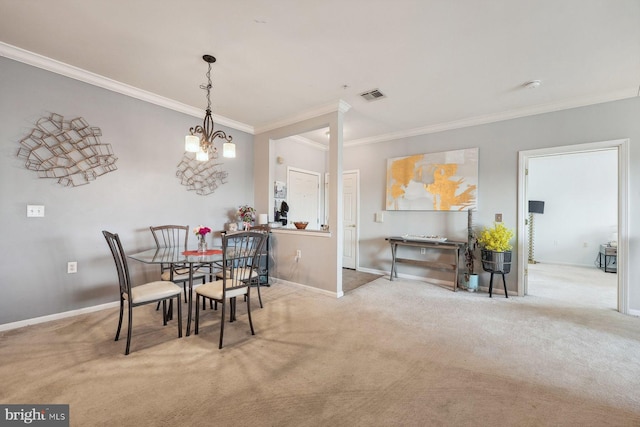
xmin=0 ymin=58 xmax=254 ymax=325
xmin=529 ymin=150 xmax=618 ymax=266
xmin=344 ymin=96 xmax=640 ymax=310
xmin=3 ymin=55 xmax=640 ymax=324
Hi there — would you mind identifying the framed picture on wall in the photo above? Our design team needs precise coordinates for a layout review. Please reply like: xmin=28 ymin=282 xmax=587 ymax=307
xmin=386 ymin=147 xmax=478 ymax=211
xmin=274 ymin=181 xmax=287 ymax=198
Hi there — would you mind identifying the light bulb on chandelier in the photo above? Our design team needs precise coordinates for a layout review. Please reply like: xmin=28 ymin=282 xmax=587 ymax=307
xmin=184 ymin=54 xmax=236 ymax=160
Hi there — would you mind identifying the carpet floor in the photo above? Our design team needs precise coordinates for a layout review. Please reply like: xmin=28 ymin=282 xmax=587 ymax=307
xmin=1 ymin=264 xmax=638 ymax=426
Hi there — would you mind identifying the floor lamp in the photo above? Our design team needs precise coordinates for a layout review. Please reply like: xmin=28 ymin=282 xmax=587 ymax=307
xmin=528 ymin=200 xmax=545 ymax=264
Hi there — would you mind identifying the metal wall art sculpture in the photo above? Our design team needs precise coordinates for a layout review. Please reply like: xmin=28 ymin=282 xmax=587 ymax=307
xmin=176 ymin=152 xmax=228 ymax=196
xmin=17 ymin=113 xmax=117 ymax=187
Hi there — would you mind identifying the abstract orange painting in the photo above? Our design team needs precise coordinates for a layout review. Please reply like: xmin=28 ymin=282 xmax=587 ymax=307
xmin=386 ymin=148 xmax=478 ymax=211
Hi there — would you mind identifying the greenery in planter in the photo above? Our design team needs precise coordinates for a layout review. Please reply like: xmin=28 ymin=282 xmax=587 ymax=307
xmin=477 ymin=222 xmax=514 ymax=252
xmin=464 ymin=210 xmax=477 ymax=282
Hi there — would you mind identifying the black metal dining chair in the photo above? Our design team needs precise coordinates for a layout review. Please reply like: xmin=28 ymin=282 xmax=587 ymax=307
xmin=102 ymin=230 xmax=183 ymax=355
xmin=194 ymin=231 xmax=267 ymax=349
xmin=150 ymin=225 xmax=208 ymax=302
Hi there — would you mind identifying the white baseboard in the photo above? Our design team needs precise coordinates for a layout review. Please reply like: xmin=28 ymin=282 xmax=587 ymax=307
xmin=272 ymin=278 xmax=341 ymax=298
xmin=0 ymin=301 xmax=119 ymax=332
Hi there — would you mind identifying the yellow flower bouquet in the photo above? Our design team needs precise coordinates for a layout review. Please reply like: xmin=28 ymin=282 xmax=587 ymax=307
xmin=477 ymin=222 xmax=513 ymax=252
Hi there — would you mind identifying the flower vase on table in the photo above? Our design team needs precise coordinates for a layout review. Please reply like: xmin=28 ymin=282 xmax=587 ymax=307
xmin=197 ymin=235 xmax=207 ymax=252
xmin=193 ymin=225 xmax=211 ymax=253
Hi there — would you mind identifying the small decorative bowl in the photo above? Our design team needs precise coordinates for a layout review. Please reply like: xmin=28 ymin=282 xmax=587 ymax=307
xmin=293 ymin=221 xmax=308 ymax=229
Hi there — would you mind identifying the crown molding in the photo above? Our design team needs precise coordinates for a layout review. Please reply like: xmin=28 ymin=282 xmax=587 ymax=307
xmin=4 ymin=42 xmax=635 ymax=147
xmin=287 ymin=134 xmax=329 ymax=151
xmin=345 ymin=89 xmax=639 ymax=147
xmin=0 ymin=42 xmax=254 ymax=134
xmin=254 ymin=99 xmax=351 ymax=135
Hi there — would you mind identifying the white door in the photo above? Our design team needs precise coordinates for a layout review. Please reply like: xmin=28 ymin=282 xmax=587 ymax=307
xmin=343 ymin=171 xmax=358 ymax=269
xmin=287 ymin=167 xmax=321 ymax=229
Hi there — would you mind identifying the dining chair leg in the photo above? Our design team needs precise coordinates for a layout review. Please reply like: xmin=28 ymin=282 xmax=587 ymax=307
xmin=230 ymin=297 xmax=237 ymax=322
xmin=254 ymin=279 xmax=263 ymax=308
xmin=194 ymin=295 xmax=200 ymax=335
xmin=167 ymin=299 xmax=173 ymax=321
xmin=176 ymin=295 xmax=183 ymax=338
xmin=219 ymin=301 xmax=226 ymax=349
xmin=125 ymin=301 xmax=133 ymax=356
xmin=115 ymin=297 xmax=124 ymax=341
xmin=246 ymin=293 xmax=255 ymax=336
xmin=162 ymin=300 xmax=167 ymax=325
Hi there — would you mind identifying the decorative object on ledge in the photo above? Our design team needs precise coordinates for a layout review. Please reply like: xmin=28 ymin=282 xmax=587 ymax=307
xmin=386 ymin=148 xmax=478 ymax=211
xmin=237 ymin=205 xmax=256 ymax=230
xmin=176 ymin=152 xmax=228 ymax=195
xmin=527 ymin=200 xmax=545 ymax=264
xmin=293 ymin=221 xmax=308 ymax=229
xmin=184 ymin=54 xmax=235 ymax=161
xmin=16 ymin=113 xmax=117 ymax=187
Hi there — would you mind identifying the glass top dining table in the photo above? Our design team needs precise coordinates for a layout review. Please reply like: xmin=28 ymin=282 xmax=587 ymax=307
xmin=128 ymin=246 xmax=224 ymax=336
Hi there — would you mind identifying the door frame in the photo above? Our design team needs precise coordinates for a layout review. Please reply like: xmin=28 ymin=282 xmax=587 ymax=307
xmin=342 ymin=170 xmax=360 ymax=269
xmin=325 ymin=170 xmax=360 ymax=270
xmin=517 ymin=139 xmax=629 ymax=313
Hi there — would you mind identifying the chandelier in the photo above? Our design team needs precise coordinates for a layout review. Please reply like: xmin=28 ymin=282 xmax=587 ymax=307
xmin=184 ymin=55 xmax=235 ymax=161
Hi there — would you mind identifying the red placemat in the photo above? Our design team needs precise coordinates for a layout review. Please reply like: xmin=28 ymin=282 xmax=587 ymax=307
xmin=182 ymin=249 xmax=223 ymax=256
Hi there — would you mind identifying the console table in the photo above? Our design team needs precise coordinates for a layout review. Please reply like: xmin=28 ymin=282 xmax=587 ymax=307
xmin=386 ymin=236 xmax=466 ymax=291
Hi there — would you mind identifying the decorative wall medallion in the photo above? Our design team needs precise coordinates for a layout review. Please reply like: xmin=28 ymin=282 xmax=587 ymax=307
xmin=176 ymin=152 xmax=228 ymax=196
xmin=16 ymin=113 xmax=118 ymax=187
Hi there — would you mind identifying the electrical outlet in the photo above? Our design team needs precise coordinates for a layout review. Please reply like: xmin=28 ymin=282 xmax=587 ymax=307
xmin=495 ymin=213 xmax=502 ymax=222
xmin=27 ymin=205 xmax=45 ymax=217
xmin=296 ymin=250 xmax=302 ymax=258
xmin=67 ymin=262 xmax=77 ymax=274
xmin=420 ymin=248 xmax=427 ymax=254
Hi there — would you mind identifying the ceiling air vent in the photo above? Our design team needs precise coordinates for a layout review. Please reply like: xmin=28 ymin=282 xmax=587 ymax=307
xmin=359 ymin=88 xmax=386 ymax=101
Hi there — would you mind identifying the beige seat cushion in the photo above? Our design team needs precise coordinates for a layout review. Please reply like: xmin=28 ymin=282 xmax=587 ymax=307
xmin=215 ymin=267 xmax=257 ymax=280
xmin=161 ymin=269 xmax=207 ymax=282
xmin=124 ymin=281 xmax=182 ymax=304
xmin=195 ymin=280 xmax=248 ymax=300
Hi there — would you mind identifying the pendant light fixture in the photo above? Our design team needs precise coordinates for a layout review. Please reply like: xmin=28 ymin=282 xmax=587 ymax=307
xmin=185 ymin=54 xmax=235 ymax=161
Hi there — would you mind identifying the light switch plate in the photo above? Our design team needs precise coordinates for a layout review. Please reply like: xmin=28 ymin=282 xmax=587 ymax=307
xmin=27 ymin=205 xmax=45 ymax=217
xmin=375 ymin=212 xmax=384 ymax=223
xmin=495 ymin=213 xmax=502 ymax=222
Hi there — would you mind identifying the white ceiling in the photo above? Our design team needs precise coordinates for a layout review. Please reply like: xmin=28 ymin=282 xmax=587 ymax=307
xmin=1 ymin=0 xmax=639 ymax=145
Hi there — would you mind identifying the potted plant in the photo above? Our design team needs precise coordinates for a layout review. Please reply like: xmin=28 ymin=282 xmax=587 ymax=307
xmin=477 ymin=222 xmax=514 ymax=273
xmin=464 ymin=210 xmax=479 ymax=291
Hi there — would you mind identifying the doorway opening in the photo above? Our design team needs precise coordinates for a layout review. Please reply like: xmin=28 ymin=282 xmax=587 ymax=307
xmin=517 ymin=139 xmax=629 ymax=313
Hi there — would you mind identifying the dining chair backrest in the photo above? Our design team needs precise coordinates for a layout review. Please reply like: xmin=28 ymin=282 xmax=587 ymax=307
xmin=102 ymin=230 xmax=132 ymax=297
xmin=150 ymin=225 xmax=189 ymax=249
xmin=222 ymin=231 xmax=268 ymax=295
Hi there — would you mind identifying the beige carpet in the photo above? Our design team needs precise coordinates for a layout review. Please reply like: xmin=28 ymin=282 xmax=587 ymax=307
xmin=342 ymin=268 xmax=383 ymax=293
xmin=1 ymin=266 xmax=639 ymax=426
